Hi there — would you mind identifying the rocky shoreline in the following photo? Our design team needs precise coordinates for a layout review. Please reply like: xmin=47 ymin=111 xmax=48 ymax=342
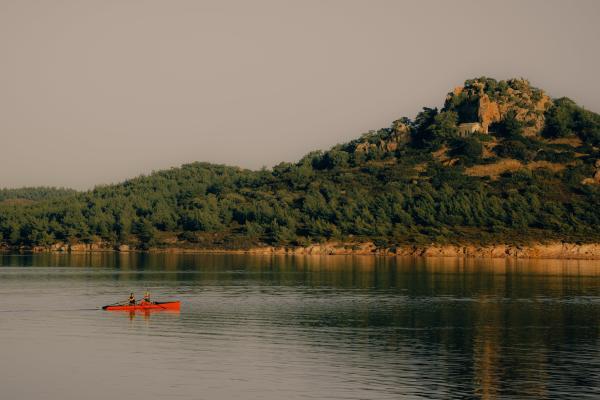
xmin=2 ymin=241 xmax=600 ymax=260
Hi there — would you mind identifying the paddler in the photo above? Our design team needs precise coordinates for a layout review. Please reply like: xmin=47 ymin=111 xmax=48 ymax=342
xmin=128 ymin=292 xmax=136 ymax=305
xmin=143 ymin=291 xmax=152 ymax=304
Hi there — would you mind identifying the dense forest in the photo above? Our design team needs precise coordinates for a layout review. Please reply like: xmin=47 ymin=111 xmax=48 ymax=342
xmin=1 ymin=77 xmax=599 ymax=251
xmin=0 ymin=187 xmax=77 ymax=203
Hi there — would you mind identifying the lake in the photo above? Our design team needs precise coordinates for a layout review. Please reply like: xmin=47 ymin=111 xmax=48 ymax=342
xmin=0 ymin=253 xmax=598 ymax=399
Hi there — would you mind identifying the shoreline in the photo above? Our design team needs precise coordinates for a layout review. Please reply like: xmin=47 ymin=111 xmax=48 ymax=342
xmin=2 ymin=242 xmax=600 ymax=260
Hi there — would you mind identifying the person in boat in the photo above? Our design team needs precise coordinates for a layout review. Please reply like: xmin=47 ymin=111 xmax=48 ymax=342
xmin=128 ymin=292 xmax=136 ymax=305
xmin=142 ymin=291 xmax=153 ymax=304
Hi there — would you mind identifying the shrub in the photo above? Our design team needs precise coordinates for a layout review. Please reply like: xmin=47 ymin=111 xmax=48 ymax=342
xmin=490 ymin=110 xmax=524 ymax=138
xmin=494 ymin=140 xmax=535 ymax=161
xmin=449 ymin=137 xmax=483 ymax=164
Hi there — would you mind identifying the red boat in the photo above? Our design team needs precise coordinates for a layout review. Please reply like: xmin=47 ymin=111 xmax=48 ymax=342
xmin=102 ymin=301 xmax=180 ymax=311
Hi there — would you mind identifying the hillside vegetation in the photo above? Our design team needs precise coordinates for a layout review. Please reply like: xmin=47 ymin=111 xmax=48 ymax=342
xmin=0 ymin=187 xmax=77 ymax=203
xmin=1 ymin=77 xmax=599 ymax=251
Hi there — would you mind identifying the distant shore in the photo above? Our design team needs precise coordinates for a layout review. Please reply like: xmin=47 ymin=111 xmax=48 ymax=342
xmin=2 ymin=241 xmax=600 ymax=260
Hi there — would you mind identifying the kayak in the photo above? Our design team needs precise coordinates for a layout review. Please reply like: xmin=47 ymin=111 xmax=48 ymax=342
xmin=102 ymin=301 xmax=180 ymax=311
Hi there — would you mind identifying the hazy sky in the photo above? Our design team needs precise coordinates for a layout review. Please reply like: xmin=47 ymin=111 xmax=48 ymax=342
xmin=1 ymin=0 xmax=599 ymax=189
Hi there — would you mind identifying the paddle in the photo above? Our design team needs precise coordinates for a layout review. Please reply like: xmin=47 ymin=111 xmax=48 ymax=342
xmin=140 ymin=300 xmax=167 ymax=309
xmin=105 ymin=301 xmax=128 ymax=306
xmin=102 ymin=299 xmax=136 ymax=309
xmin=140 ymin=299 xmax=176 ymax=310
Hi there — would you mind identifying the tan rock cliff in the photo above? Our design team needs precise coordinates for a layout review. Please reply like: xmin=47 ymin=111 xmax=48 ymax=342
xmin=445 ymin=78 xmax=552 ymax=136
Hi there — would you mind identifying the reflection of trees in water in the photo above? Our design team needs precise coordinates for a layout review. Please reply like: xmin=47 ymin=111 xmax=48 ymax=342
xmin=473 ymin=303 xmax=502 ymax=400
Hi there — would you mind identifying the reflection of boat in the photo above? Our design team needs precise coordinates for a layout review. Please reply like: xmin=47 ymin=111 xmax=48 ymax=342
xmin=102 ymin=301 xmax=180 ymax=311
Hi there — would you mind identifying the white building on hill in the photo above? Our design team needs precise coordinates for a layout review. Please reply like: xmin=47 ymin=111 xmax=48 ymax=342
xmin=458 ymin=122 xmax=484 ymax=136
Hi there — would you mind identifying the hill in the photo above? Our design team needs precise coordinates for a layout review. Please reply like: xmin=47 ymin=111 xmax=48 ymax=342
xmin=1 ymin=77 xmax=599 ymax=255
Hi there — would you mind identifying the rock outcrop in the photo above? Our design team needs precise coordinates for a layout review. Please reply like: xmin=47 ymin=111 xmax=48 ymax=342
xmin=393 ymin=243 xmax=600 ymax=259
xmin=445 ymin=78 xmax=552 ymax=136
xmin=353 ymin=119 xmax=411 ymax=154
xmin=5 ymin=241 xmax=600 ymax=259
xmin=149 ymin=242 xmax=600 ymax=259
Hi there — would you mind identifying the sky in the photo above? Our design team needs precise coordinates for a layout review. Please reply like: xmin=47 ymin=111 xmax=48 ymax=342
xmin=1 ymin=0 xmax=599 ymax=189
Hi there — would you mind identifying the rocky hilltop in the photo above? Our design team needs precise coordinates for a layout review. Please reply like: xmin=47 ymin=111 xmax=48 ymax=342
xmin=444 ymin=78 xmax=552 ymax=135
xmin=1 ymin=77 xmax=599 ymax=257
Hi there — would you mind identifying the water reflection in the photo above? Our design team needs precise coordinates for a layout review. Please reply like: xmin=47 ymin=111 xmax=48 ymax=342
xmin=110 ymin=309 xmax=181 ymax=321
xmin=0 ymin=253 xmax=598 ymax=399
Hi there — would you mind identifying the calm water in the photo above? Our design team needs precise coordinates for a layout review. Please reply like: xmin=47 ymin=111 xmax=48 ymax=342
xmin=0 ymin=254 xmax=599 ymax=400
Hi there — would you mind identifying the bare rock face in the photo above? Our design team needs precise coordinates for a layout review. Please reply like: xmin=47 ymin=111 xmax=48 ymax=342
xmin=90 ymin=242 xmax=106 ymax=251
xmin=391 ymin=119 xmax=410 ymax=136
xmin=70 ymin=243 xmax=90 ymax=252
xmin=354 ymin=142 xmax=374 ymax=153
xmin=353 ymin=119 xmax=412 ymax=155
xmin=393 ymin=242 xmax=600 ymax=259
xmin=444 ymin=78 xmax=552 ymax=136
xmin=583 ymin=160 xmax=600 ymax=185
xmin=15 ymin=240 xmax=600 ymax=259
xmin=591 ymin=167 xmax=600 ymax=185
xmin=477 ymin=93 xmax=501 ymax=132
xmin=385 ymin=119 xmax=411 ymax=152
xmin=50 ymin=242 xmax=68 ymax=251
